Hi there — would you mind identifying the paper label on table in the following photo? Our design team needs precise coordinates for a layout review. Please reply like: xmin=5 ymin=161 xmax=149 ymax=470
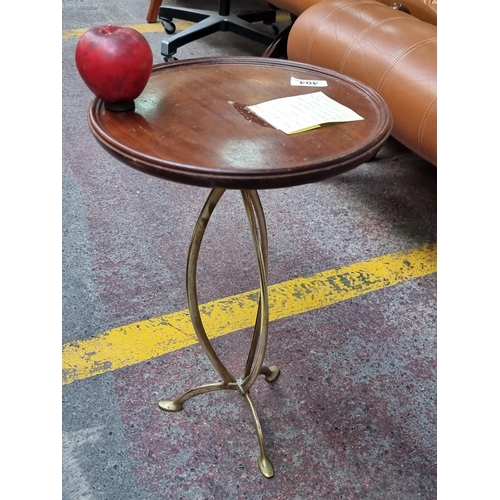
xmin=290 ymin=76 xmax=328 ymax=87
xmin=246 ymin=91 xmax=364 ymax=135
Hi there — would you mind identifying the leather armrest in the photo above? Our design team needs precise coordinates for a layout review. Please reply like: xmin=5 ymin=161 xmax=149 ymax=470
xmin=288 ymin=0 xmax=437 ymax=165
xmin=378 ymin=0 xmax=437 ymax=25
xmin=269 ymin=0 xmax=436 ymax=23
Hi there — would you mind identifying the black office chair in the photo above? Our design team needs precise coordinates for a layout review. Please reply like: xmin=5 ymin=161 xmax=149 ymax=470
xmin=159 ymin=0 xmax=279 ymax=60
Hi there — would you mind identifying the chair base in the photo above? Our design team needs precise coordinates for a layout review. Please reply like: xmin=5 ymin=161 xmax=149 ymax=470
xmin=159 ymin=3 xmax=277 ymax=58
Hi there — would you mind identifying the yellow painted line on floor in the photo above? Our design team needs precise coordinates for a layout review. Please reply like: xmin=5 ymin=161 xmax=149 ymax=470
xmin=62 ymin=24 xmax=166 ymax=40
xmin=62 ymin=14 xmax=291 ymax=40
xmin=62 ymin=243 xmax=436 ymax=385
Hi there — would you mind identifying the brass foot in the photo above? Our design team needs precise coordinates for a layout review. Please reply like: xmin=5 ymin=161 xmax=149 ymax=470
xmin=260 ymin=365 xmax=280 ymax=383
xmin=158 ymin=399 xmax=183 ymax=412
xmin=258 ymin=454 xmax=275 ymax=478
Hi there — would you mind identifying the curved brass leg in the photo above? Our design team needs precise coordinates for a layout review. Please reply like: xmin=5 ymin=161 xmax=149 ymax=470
xmin=243 ymin=392 xmax=275 ymax=478
xmin=159 ymin=188 xmax=279 ymax=478
xmin=159 ymin=381 xmax=237 ymax=412
xmin=240 ymin=190 xmax=274 ymax=392
xmin=186 ymin=188 xmax=236 ymax=385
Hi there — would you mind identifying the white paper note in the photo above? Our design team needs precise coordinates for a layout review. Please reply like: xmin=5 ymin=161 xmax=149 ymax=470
xmin=246 ymin=91 xmax=364 ymax=135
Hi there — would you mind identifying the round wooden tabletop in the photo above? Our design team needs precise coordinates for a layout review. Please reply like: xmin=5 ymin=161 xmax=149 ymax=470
xmin=89 ymin=57 xmax=392 ymax=190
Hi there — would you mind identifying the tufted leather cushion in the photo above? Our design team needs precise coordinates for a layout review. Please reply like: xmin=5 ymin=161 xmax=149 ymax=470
xmin=287 ymin=0 xmax=437 ymax=165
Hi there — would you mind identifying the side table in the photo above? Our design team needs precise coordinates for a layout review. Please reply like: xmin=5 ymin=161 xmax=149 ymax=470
xmin=88 ymin=57 xmax=392 ymax=478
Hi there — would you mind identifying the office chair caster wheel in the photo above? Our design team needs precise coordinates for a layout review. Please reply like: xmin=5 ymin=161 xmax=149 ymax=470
xmin=266 ymin=23 xmax=279 ymax=35
xmin=161 ymin=20 xmax=176 ymax=34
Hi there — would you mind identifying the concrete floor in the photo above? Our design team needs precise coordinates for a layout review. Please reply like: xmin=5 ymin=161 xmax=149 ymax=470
xmin=62 ymin=1 xmax=437 ymax=498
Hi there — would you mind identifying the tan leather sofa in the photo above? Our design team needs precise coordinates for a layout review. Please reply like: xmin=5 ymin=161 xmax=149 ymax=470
xmin=269 ymin=0 xmax=437 ymax=166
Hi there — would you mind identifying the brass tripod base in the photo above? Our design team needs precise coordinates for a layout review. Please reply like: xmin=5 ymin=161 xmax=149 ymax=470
xmin=159 ymin=189 xmax=279 ymax=478
xmin=159 ymin=367 xmax=280 ymax=478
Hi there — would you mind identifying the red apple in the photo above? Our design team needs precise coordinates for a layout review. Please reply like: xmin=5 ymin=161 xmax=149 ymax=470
xmin=75 ymin=25 xmax=153 ymax=109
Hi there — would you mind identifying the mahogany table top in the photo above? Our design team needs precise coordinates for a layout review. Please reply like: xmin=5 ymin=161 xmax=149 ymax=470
xmin=89 ymin=57 xmax=392 ymax=190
